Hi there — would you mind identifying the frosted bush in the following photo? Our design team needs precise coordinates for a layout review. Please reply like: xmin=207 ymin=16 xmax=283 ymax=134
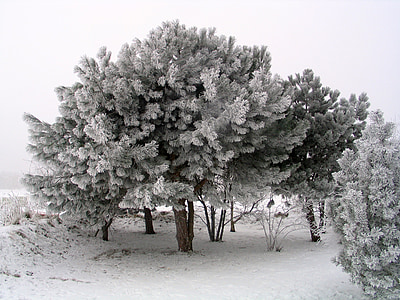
xmin=0 ymin=193 xmax=31 ymax=225
xmin=333 ymin=111 xmax=400 ymax=299
xmin=255 ymin=196 xmax=305 ymax=252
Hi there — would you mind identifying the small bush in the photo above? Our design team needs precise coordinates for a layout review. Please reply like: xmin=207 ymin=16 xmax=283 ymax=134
xmin=0 ymin=193 xmax=31 ymax=225
xmin=255 ymin=197 xmax=305 ymax=252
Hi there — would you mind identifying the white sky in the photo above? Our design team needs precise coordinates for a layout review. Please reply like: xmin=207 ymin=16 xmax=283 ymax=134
xmin=1 ymin=0 xmax=399 ymax=173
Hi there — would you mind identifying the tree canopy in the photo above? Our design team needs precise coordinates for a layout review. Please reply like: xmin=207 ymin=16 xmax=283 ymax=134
xmin=24 ymin=21 xmax=309 ymax=251
xmin=272 ymin=69 xmax=370 ymax=241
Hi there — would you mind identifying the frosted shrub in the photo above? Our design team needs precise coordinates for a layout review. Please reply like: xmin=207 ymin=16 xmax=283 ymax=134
xmin=255 ymin=196 xmax=304 ymax=252
xmin=333 ymin=111 xmax=400 ymax=299
xmin=0 ymin=193 xmax=30 ymax=225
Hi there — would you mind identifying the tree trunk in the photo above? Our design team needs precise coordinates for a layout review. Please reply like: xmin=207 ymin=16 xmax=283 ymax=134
xmin=318 ymin=200 xmax=326 ymax=234
xmin=230 ymin=200 xmax=236 ymax=232
xmin=173 ymin=199 xmax=193 ymax=252
xmin=187 ymin=200 xmax=194 ymax=249
xmin=201 ymin=202 xmax=227 ymax=242
xmin=210 ymin=206 xmax=216 ymax=241
xmin=202 ymin=205 xmax=227 ymax=242
xmin=305 ymin=198 xmax=320 ymax=242
xmin=101 ymin=218 xmax=113 ymax=241
xmin=200 ymin=200 xmax=214 ymax=241
xmin=144 ymin=207 xmax=156 ymax=234
xmin=216 ymin=209 xmax=226 ymax=241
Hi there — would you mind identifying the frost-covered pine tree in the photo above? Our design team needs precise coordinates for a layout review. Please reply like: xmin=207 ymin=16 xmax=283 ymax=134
xmin=24 ymin=21 xmax=308 ymax=250
xmin=23 ymin=47 xmax=173 ymax=240
xmin=333 ymin=111 xmax=400 ymax=299
xmin=274 ymin=69 xmax=369 ymax=242
xmin=117 ymin=21 xmax=308 ymax=251
xmin=195 ymin=62 xmax=308 ymax=242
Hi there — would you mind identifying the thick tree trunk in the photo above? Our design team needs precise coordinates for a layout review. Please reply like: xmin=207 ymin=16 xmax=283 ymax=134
xmin=230 ymin=200 xmax=236 ymax=232
xmin=101 ymin=218 xmax=113 ymax=241
xmin=173 ymin=199 xmax=193 ymax=252
xmin=144 ymin=207 xmax=156 ymax=234
xmin=305 ymin=198 xmax=320 ymax=242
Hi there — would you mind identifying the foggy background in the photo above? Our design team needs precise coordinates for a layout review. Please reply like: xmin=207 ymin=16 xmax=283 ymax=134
xmin=1 ymin=0 xmax=399 ymax=187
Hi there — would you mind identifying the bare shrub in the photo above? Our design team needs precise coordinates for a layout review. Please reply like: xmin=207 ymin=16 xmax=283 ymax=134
xmin=0 ymin=193 xmax=31 ymax=225
xmin=255 ymin=196 xmax=305 ymax=252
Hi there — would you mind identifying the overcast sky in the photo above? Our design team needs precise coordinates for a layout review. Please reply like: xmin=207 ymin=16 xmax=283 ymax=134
xmin=1 ymin=0 xmax=399 ymax=174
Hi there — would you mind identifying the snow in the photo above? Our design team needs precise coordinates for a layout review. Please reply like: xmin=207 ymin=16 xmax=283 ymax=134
xmin=0 ymin=190 xmax=29 ymax=198
xmin=0 ymin=204 xmax=366 ymax=300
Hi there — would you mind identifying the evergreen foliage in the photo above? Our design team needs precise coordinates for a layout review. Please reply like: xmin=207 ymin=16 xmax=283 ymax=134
xmin=116 ymin=21 xmax=308 ymax=249
xmin=332 ymin=111 xmax=400 ymax=299
xmin=273 ymin=69 xmax=370 ymax=241
xmin=23 ymin=48 xmax=174 ymax=235
xmin=117 ymin=21 xmax=304 ymax=188
xmin=24 ymin=21 xmax=307 ymax=250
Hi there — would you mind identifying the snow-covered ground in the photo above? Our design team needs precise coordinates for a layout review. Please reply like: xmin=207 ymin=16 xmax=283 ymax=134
xmin=0 ymin=198 xmax=366 ymax=300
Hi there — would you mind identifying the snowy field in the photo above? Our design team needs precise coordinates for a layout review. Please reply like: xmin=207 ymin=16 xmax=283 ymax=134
xmin=0 ymin=191 xmax=366 ymax=300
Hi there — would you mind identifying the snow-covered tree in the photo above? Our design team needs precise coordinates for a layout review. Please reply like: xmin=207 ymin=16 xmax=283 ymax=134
xmin=24 ymin=21 xmax=308 ymax=250
xmin=273 ymin=69 xmax=369 ymax=242
xmin=332 ymin=111 xmax=400 ymax=299
xmin=196 ymin=88 xmax=308 ymax=242
xmin=117 ymin=21 xmax=308 ymax=250
xmin=23 ymin=48 xmax=173 ymax=240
